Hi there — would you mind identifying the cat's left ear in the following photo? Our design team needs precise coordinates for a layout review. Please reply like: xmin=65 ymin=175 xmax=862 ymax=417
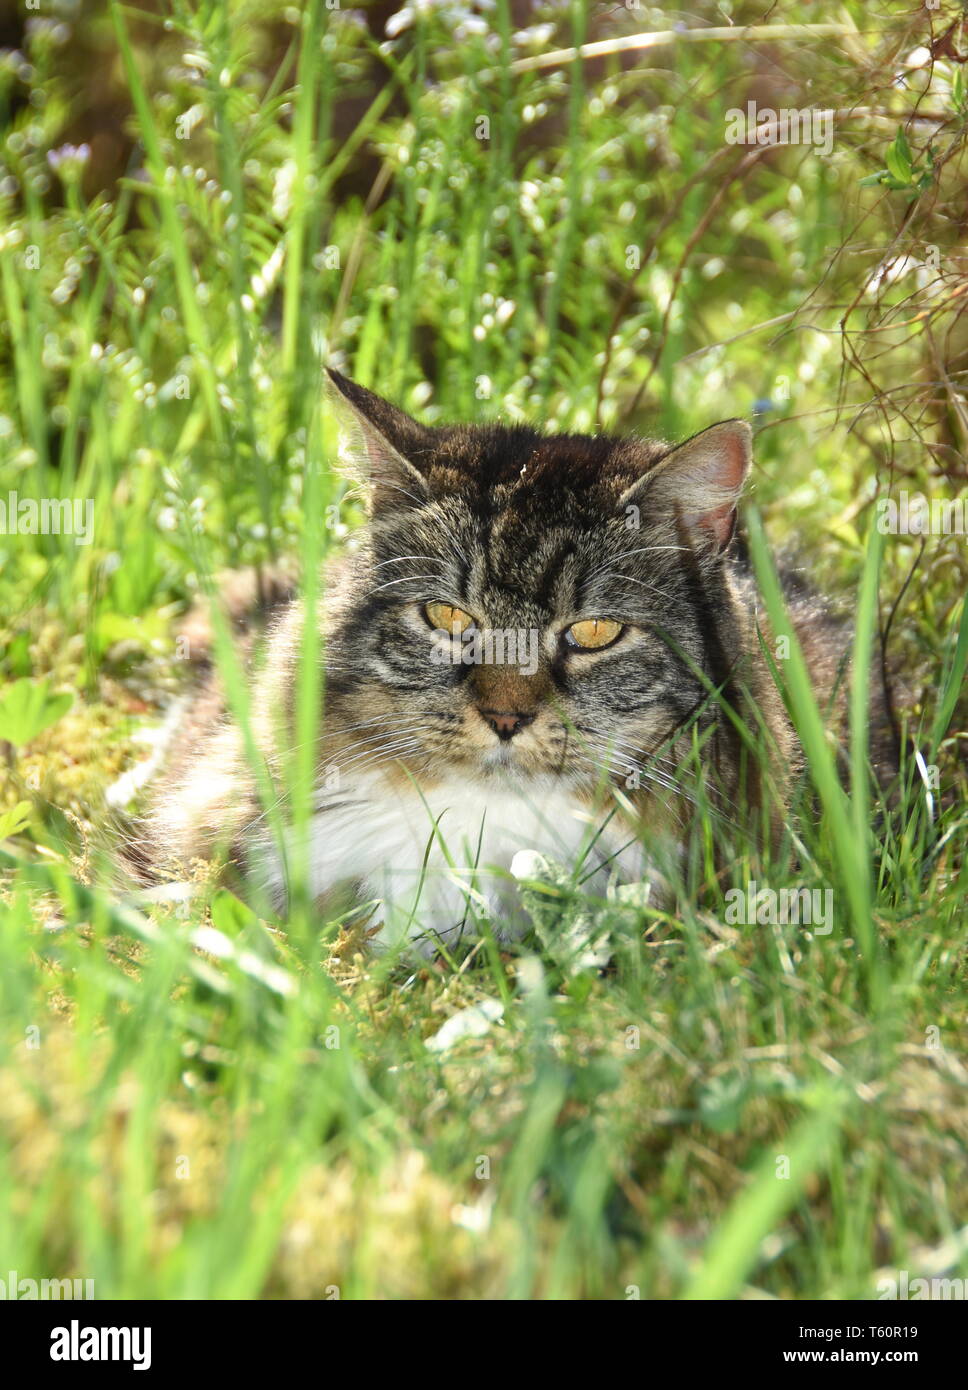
xmin=618 ymin=419 xmax=752 ymax=551
xmin=324 ymin=369 xmax=433 ymax=514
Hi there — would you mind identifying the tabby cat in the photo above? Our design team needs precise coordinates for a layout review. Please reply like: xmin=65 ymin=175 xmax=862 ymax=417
xmin=140 ymin=371 xmax=876 ymax=955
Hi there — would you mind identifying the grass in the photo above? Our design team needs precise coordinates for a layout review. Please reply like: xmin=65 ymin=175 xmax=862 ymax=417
xmin=0 ymin=0 xmax=966 ymax=1299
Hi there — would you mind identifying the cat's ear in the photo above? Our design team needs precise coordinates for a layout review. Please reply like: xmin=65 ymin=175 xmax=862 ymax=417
xmin=324 ymin=369 xmax=433 ymax=513
xmin=618 ymin=419 xmax=752 ymax=551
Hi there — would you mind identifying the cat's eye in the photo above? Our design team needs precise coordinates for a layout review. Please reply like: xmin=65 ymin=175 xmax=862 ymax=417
xmin=425 ymin=601 xmax=475 ymax=635
xmin=564 ymin=618 xmax=624 ymax=651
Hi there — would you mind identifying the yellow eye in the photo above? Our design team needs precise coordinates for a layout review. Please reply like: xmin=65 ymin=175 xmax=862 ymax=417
xmin=425 ymin=602 xmax=475 ymax=635
xmin=564 ymin=618 xmax=624 ymax=651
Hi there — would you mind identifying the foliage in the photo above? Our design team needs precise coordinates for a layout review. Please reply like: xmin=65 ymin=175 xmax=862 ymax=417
xmin=0 ymin=0 xmax=965 ymax=1299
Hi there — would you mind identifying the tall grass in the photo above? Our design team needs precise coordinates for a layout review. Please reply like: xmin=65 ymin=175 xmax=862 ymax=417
xmin=0 ymin=0 xmax=965 ymax=1299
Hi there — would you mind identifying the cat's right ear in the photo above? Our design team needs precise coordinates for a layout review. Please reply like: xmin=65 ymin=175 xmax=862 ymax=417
xmin=617 ymin=419 xmax=752 ymax=552
xmin=324 ymin=369 xmax=432 ymax=514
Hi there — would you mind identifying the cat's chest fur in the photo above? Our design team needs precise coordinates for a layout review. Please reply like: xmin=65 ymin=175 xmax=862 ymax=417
xmin=252 ymin=769 xmax=644 ymax=956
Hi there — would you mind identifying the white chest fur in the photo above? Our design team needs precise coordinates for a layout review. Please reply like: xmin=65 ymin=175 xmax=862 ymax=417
xmin=254 ymin=770 xmax=645 ymax=955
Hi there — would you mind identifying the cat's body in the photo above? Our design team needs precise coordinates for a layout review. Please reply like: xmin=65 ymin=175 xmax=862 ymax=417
xmin=136 ymin=373 xmax=892 ymax=955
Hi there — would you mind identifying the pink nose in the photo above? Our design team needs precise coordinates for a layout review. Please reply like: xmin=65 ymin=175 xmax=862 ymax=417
xmin=478 ymin=707 xmax=535 ymax=741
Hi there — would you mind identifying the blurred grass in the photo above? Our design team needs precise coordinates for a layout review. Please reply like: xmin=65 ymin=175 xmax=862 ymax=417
xmin=0 ymin=0 xmax=966 ymax=1299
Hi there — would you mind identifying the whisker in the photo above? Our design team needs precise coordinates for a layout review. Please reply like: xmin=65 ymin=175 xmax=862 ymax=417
xmin=585 ymin=545 xmax=688 ymax=584
xmin=317 ymin=738 xmax=426 ymax=787
xmin=370 ymin=574 xmax=446 ymax=596
xmin=275 ymin=712 xmax=426 ymax=762
xmin=372 ymin=555 xmax=448 ymax=571
xmin=593 ymin=571 xmax=676 ymax=602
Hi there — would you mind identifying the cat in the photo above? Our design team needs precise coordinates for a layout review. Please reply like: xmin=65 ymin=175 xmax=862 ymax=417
xmin=135 ymin=370 xmax=892 ymax=956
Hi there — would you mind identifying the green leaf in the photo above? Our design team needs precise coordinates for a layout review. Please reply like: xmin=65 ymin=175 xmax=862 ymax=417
xmin=210 ymin=888 xmax=262 ymax=937
xmin=884 ymin=128 xmax=913 ymax=185
xmin=0 ymin=801 xmax=32 ymax=840
xmin=1 ymin=632 xmax=31 ymax=678
xmin=699 ymin=1072 xmax=750 ymax=1134
xmin=0 ymin=678 xmax=74 ymax=747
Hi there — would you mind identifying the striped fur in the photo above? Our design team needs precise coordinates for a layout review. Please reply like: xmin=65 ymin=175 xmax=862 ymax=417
xmin=137 ymin=375 xmax=881 ymax=954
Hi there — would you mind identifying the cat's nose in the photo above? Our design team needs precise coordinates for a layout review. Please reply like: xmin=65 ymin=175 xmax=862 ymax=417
xmin=477 ymin=707 xmax=535 ymax=741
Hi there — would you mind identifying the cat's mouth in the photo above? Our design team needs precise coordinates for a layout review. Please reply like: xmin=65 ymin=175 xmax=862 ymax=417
xmin=371 ymin=708 xmax=600 ymax=784
xmin=462 ymin=730 xmax=584 ymax=784
xmin=480 ymin=742 xmax=519 ymax=771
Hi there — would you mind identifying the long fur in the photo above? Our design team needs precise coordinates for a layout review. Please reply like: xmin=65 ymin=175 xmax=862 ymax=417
xmin=130 ymin=377 xmax=896 ymax=954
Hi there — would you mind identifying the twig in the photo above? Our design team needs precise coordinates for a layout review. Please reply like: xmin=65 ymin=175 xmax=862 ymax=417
xmin=485 ymin=24 xmax=860 ymax=80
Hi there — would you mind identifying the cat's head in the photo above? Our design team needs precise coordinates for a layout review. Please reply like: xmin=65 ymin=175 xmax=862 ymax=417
xmin=323 ymin=371 xmax=754 ymax=795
